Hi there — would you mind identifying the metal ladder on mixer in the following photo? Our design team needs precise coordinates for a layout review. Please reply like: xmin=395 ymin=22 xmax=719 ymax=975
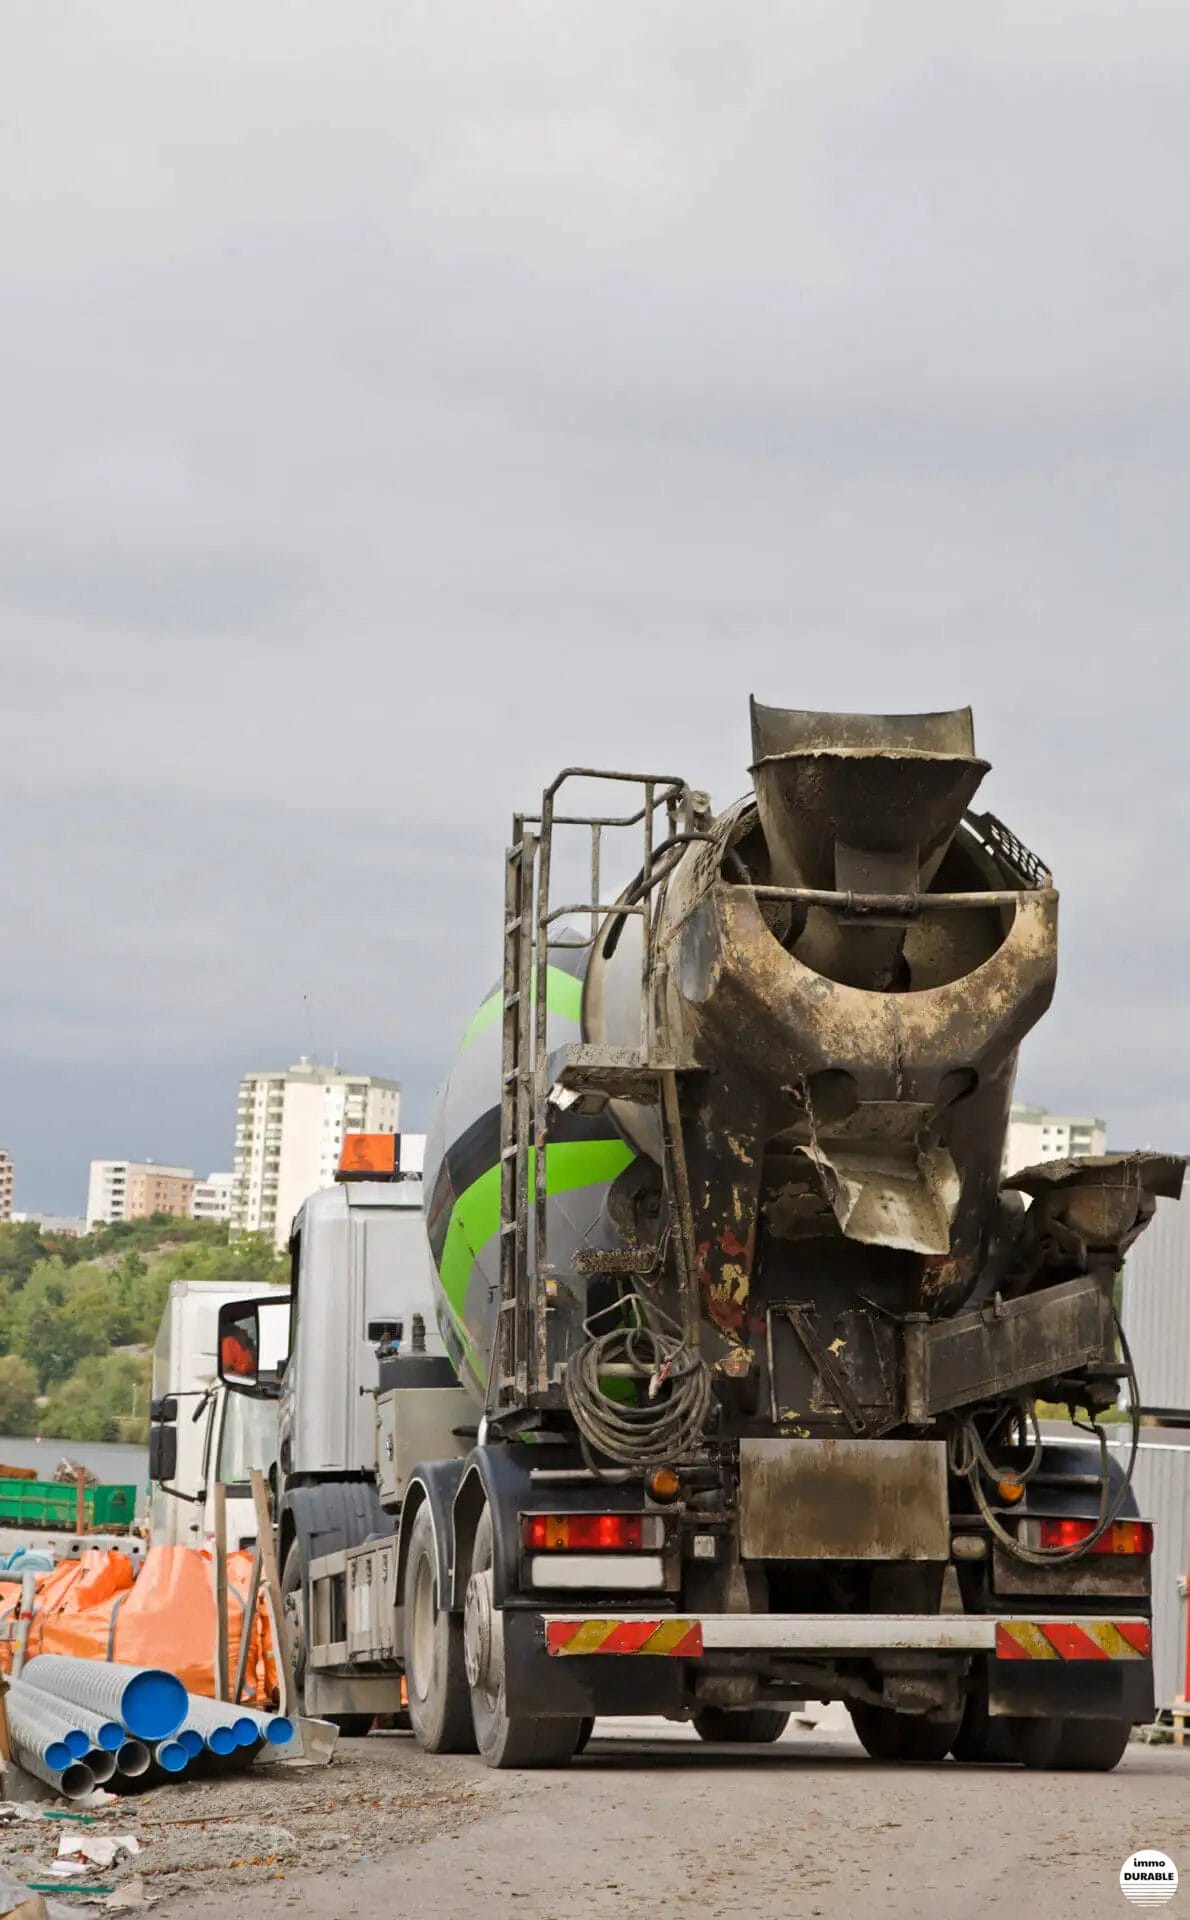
xmin=493 ymin=768 xmax=703 ymax=1412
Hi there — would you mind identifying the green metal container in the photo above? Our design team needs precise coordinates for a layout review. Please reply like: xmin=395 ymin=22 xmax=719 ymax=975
xmin=0 ymin=1479 xmax=137 ymax=1532
xmin=90 ymin=1485 xmax=136 ymax=1528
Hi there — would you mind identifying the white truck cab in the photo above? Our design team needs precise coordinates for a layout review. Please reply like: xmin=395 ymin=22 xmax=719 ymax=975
xmin=149 ymin=1280 xmax=289 ymax=1552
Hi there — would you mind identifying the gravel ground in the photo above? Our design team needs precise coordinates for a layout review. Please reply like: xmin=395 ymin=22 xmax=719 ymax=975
xmin=2 ymin=1719 xmax=1187 ymax=1917
xmin=0 ymin=1737 xmax=478 ymax=1908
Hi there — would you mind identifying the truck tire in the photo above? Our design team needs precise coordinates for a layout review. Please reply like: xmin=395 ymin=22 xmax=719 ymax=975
xmin=949 ymin=1691 xmax=1015 ymax=1764
xmin=1008 ymin=1717 xmax=1065 ymax=1768
xmin=281 ymin=1543 xmax=373 ymax=1738
xmin=850 ymin=1702 xmax=961 ymax=1763
xmin=1054 ymin=1719 xmax=1132 ymax=1772
xmin=692 ymin=1708 xmax=790 ymax=1745
xmin=466 ymin=1507 xmax=584 ymax=1769
xmin=402 ymin=1505 xmax=475 ymax=1753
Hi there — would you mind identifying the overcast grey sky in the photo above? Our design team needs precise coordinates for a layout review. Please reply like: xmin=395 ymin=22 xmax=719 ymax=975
xmin=4 ymin=2 xmax=1188 ymax=1212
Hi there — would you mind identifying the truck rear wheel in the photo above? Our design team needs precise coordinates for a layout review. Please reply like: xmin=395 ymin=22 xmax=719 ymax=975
xmin=949 ymin=1690 xmax=1015 ymax=1764
xmin=850 ymin=1702 xmax=961 ymax=1763
xmin=1011 ymin=1716 xmax=1131 ymax=1772
xmin=692 ymin=1708 xmax=790 ymax=1744
xmin=281 ymin=1543 xmax=372 ymax=1738
xmin=403 ymin=1504 xmax=475 ymax=1753
xmin=1009 ymin=1717 xmax=1064 ymax=1769
xmin=465 ymin=1507 xmax=584 ymax=1769
xmin=1055 ymin=1719 xmax=1132 ymax=1771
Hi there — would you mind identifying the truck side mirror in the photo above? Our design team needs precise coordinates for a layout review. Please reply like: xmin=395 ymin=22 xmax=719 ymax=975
xmin=150 ymin=1395 xmax=178 ymax=1424
xmin=218 ymin=1302 xmax=262 ymax=1393
xmin=216 ymin=1296 xmax=286 ymax=1398
xmin=148 ymin=1424 xmax=178 ymax=1482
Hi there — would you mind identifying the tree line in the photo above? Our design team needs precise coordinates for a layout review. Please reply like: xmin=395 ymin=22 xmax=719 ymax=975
xmin=0 ymin=1217 xmax=288 ymax=1446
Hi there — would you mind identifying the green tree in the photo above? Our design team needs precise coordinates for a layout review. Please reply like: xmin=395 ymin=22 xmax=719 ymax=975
xmin=42 ymin=1353 xmax=152 ymax=1444
xmin=0 ymin=1222 xmax=49 ymax=1290
xmin=0 ymin=1355 xmax=39 ymax=1436
xmin=0 ymin=1218 xmax=288 ymax=1434
xmin=9 ymin=1260 xmax=113 ymax=1390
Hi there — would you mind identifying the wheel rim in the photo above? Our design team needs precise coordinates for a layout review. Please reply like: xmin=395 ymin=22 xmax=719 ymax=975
xmin=409 ymin=1550 xmax=436 ymax=1704
xmin=468 ymin=1516 xmax=508 ymax=1739
xmin=283 ymin=1583 xmax=306 ymax=1692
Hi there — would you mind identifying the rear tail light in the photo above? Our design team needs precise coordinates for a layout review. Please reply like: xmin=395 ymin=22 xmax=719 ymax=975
xmin=522 ymin=1513 xmax=662 ymax=1551
xmin=1037 ymin=1517 xmax=1153 ymax=1556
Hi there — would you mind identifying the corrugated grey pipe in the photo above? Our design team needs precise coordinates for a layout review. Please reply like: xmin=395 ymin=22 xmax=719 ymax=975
xmin=82 ymin=1746 xmax=117 ymax=1785
xmin=147 ymin=1740 xmax=189 ymax=1780
xmin=8 ymin=1681 xmax=125 ymax=1754
xmin=6 ymin=1691 xmax=96 ymax=1800
xmin=21 ymin=1655 xmax=186 ymax=1740
xmin=115 ymin=1737 xmax=151 ymax=1778
xmin=181 ymin=1692 xmax=295 ymax=1752
xmin=7 ymin=1683 xmax=94 ymax=1756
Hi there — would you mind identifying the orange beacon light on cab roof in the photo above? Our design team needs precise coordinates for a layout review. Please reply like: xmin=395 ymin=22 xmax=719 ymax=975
xmin=337 ymin=1132 xmax=400 ymax=1181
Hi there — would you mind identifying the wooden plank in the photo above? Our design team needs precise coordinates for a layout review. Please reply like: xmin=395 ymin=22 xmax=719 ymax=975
xmin=251 ymin=1467 xmax=292 ymax=1717
xmin=212 ymin=1483 xmax=229 ymax=1702
xmin=232 ymin=1540 xmax=264 ymax=1704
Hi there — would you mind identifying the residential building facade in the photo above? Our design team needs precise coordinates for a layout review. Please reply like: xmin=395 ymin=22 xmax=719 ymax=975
xmin=1001 ymin=1102 xmax=1107 ymax=1175
xmin=0 ymin=1151 xmax=12 ymax=1222
xmin=190 ymin=1172 xmax=235 ymax=1224
xmin=86 ymin=1159 xmax=195 ymax=1229
xmin=230 ymin=1059 xmax=400 ymax=1248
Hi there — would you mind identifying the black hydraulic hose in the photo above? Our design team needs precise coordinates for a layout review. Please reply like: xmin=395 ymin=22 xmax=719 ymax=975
xmin=948 ymin=1308 xmax=1142 ymax=1566
xmin=563 ymin=1297 xmax=712 ymax=1474
xmin=601 ymin=832 xmax=746 ymax=962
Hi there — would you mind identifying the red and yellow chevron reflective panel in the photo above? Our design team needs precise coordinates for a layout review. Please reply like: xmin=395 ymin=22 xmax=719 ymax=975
xmin=995 ymin=1619 xmax=1151 ymax=1661
xmin=545 ymin=1618 xmax=704 ymax=1657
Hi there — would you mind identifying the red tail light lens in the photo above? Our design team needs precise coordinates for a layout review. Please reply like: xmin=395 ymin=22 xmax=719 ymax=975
xmin=523 ymin=1513 xmax=646 ymax=1551
xmin=1037 ymin=1518 xmax=1153 ymax=1556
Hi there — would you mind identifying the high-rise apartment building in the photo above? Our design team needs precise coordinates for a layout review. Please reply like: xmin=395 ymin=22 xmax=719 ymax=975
xmin=86 ymin=1160 xmax=195 ymax=1229
xmin=0 ymin=1151 xmax=12 ymax=1222
xmin=1002 ymin=1103 xmax=1106 ymax=1175
xmin=230 ymin=1059 xmax=400 ymax=1248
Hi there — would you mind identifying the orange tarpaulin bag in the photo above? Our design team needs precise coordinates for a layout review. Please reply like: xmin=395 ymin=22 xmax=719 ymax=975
xmin=0 ymin=1545 xmax=277 ymax=1706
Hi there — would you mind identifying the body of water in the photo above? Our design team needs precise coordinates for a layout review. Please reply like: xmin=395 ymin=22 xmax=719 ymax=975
xmin=0 ymin=1436 xmax=149 ymax=1512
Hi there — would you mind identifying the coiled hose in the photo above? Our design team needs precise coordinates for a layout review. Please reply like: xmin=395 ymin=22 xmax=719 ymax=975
xmin=563 ymin=1298 xmax=712 ymax=1473
xmin=947 ymin=1307 xmax=1141 ymax=1566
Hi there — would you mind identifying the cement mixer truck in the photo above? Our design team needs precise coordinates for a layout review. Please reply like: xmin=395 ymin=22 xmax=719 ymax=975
xmin=219 ymin=702 xmax=1181 ymax=1770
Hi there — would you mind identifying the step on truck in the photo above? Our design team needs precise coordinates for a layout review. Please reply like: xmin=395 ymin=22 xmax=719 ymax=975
xmin=219 ymin=701 xmax=1183 ymax=1769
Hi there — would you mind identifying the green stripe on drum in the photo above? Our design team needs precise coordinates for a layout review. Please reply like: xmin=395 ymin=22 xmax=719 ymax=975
xmin=437 ymin=1138 xmax=637 ymax=1318
xmin=459 ymin=965 xmax=584 ymax=1049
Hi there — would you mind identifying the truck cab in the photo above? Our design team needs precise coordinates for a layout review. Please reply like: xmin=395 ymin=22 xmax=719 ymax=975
xmin=148 ymin=1279 xmax=289 ymax=1553
xmin=219 ymin=1132 xmax=470 ymax=1728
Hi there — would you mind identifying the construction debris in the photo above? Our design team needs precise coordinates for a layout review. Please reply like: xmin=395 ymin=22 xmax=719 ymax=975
xmin=51 ymin=1836 xmax=139 ymax=1875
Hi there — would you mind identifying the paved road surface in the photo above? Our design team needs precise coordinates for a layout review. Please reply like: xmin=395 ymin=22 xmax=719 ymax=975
xmin=169 ymin=1715 xmax=1190 ymax=1919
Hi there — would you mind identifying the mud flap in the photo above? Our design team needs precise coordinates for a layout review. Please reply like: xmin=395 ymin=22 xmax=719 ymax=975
xmin=502 ymin=1611 xmax=685 ymax=1719
xmin=989 ymin=1656 xmax=1153 ymax=1724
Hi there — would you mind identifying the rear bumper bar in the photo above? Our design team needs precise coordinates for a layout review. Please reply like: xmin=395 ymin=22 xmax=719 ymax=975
xmin=540 ymin=1612 xmax=1152 ymax=1661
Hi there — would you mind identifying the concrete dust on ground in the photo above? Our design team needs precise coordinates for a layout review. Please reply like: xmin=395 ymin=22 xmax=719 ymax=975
xmin=141 ymin=1718 xmax=1190 ymax=1920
